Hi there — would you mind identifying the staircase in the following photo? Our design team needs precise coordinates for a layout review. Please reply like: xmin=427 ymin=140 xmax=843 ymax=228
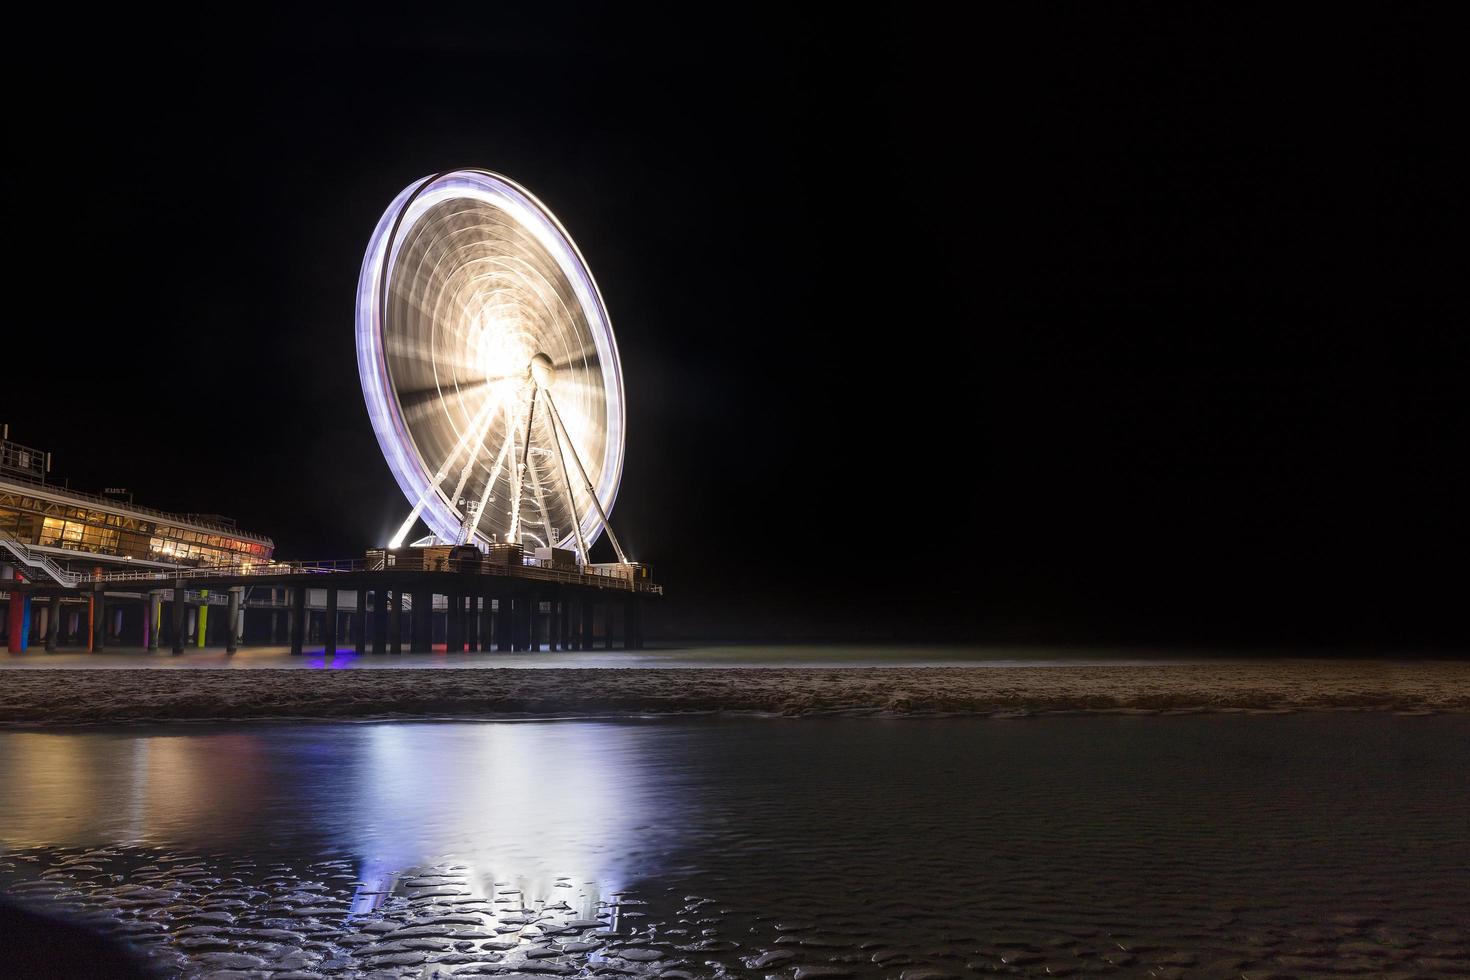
xmin=0 ymin=526 xmax=79 ymax=587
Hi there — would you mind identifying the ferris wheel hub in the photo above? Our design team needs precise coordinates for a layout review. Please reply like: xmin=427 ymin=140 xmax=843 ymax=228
xmin=529 ymin=352 xmax=557 ymax=389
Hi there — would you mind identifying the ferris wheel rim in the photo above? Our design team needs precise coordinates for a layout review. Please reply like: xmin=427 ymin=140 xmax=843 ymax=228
xmin=355 ymin=168 xmax=626 ymax=552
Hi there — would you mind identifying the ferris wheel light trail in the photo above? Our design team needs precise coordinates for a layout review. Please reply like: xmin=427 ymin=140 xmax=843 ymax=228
xmin=462 ymin=423 xmax=515 ymax=546
xmin=357 ymin=169 xmax=629 ymax=560
xmin=387 ymin=393 xmax=502 ymax=549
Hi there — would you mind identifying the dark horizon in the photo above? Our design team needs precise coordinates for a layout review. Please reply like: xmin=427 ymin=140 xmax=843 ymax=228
xmin=4 ymin=8 xmax=1460 ymax=648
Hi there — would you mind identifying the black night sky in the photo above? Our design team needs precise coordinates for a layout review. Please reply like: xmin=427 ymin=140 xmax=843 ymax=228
xmin=4 ymin=8 xmax=1460 ymax=647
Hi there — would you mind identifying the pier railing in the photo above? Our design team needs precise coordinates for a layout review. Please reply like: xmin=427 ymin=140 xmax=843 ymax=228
xmin=58 ymin=554 xmax=661 ymax=595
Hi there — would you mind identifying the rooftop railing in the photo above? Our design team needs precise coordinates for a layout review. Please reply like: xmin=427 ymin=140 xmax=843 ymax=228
xmin=0 ymin=470 xmax=273 ymax=544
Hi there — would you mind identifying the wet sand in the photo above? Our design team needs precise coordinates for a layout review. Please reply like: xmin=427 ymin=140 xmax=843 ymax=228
xmin=1 ymin=660 xmax=1467 ymax=726
xmin=2 ymin=716 xmax=1467 ymax=978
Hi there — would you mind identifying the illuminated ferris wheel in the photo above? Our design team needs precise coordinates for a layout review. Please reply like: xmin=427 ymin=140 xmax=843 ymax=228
xmin=356 ymin=169 xmax=628 ymax=565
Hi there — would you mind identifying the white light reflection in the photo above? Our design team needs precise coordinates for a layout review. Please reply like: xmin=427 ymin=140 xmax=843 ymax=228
xmin=0 ymin=723 xmax=669 ymax=922
xmin=344 ymin=722 xmax=656 ymax=918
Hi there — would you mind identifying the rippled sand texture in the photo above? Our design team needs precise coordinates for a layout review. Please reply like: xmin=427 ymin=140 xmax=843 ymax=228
xmin=2 ymin=661 xmax=1469 ymax=725
xmin=6 ymin=846 xmax=1464 ymax=979
xmin=1 ymin=716 xmax=1468 ymax=978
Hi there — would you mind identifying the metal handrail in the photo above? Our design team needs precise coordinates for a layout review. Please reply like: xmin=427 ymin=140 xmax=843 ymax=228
xmin=0 ymin=525 xmax=80 ymax=586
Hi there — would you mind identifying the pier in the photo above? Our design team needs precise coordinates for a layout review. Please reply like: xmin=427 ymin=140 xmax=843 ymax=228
xmin=2 ymin=546 xmax=658 ymax=655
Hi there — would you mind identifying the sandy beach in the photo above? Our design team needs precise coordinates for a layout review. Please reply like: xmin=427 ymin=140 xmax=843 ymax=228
xmin=2 ymin=660 xmax=1467 ymax=726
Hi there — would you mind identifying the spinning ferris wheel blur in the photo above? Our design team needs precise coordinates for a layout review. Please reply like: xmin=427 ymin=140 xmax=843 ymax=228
xmin=356 ymin=169 xmax=628 ymax=565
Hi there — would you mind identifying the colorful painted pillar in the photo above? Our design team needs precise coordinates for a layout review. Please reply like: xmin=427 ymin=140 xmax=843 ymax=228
xmin=196 ymin=589 xmax=209 ymax=648
xmin=20 ymin=594 xmax=32 ymax=651
xmin=6 ymin=592 xmax=24 ymax=653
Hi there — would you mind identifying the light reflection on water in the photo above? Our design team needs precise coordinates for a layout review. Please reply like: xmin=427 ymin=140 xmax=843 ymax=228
xmin=1 ymin=716 xmax=1468 ymax=978
xmin=0 ymin=723 xmax=668 ymax=912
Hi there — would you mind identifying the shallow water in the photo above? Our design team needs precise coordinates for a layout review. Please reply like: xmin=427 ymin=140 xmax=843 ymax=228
xmin=1 ymin=716 xmax=1467 ymax=978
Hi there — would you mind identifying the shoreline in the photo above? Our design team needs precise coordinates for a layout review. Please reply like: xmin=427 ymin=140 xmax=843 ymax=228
xmin=2 ymin=662 xmax=1467 ymax=727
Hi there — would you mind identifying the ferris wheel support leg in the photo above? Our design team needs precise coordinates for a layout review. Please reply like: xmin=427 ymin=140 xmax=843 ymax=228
xmin=509 ymin=387 xmax=540 ymax=545
xmin=541 ymin=383 xmax=591 ymax=566
xmin=542 ymin=388 xmax=630 ymax=566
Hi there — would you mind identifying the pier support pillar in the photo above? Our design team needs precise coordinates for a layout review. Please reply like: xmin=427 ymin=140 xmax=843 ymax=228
xmin=520 ymin=595 xmax=535 ymax=652
xmin=356 ymin=588 xmax=368 ymax=655
xmin=146 ymin=594 xmax=159 ymax=651
xmin=582 ymin=600 xmax=595 ymax=651
xmin=324 ymin=587 xmax=338 ymax=655
xmin=46 ymin=595 xmax=61 ymax=652
xmin=465 ymin=595 xmax=478 ymax=651
xmin=625 ymin=596 xmax=642 ymax=650
xmin=411 ymin=590 xmax=432 ymax=653
xmin=492 ymin=595 xmax=508 ymax=652
xmin=4 ymin=593 xmax=21 ymax=654
xmin=195 ymin=591 xmax=209 ymax=647
xmin=479 ymin=591 xmax=492 ymax=651
xmin=510 ymin=596 xmax=521 ymax=652
xmin=389 ymin=589 xmax=402 ymax=654
xmin=18 ymin=594 xmax=30 ymax=651
xmin=172 ymin=585 xmax=186 ymax=653
xmin=446 ymin=592 xmax=462 ymax=653
xmin=194 ymin=590 xmax=207 ymax=648
xmin=290 ymin=586 xmax=306 ymax=655
xmin=94 ymin=592 xmax=107 ymax=652
xmin=372 ymin=588 xmax=387 ymax=655
xmin=226 ymin=589 xmax=241 ymax=654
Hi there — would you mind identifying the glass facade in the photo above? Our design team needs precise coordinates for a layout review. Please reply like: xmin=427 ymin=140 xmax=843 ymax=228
xmin=0 ymin=486 xmax=273 ymax=568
